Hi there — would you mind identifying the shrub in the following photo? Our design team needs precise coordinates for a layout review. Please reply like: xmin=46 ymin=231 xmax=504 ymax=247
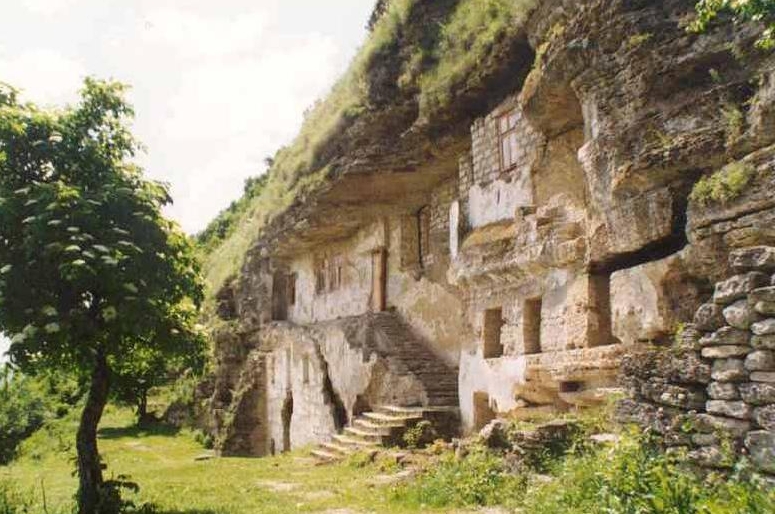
xmin=0 ymin=482 xmax=30 ymax=514
xmin=721 ymin=102 xmax=745 ymax=146
xmin=691 ymin=0 xmax=774 ymax=50
xmin=0 ymin=366 xmax=81 ymax=464
xmin=627 ymin=32 xmax=654 ymax=49
xmin=393 ymin=446 xmax=526 ymax=508
xmin=521 ymin=430 xmax=775 ymax=514
xmin=689 ymin=161 xmax=755 ymax=206
xmin=402 ymin=420 xmax=437 ymax=449
xmin=193 ymin=429 xmax=214 ymax=450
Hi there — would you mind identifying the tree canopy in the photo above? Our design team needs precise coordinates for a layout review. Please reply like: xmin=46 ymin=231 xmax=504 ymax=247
xmin=0 ymin=78 xmax=206 ymax=513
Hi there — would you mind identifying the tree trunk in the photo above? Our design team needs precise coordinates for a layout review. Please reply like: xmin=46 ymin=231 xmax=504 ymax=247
xmin=137 ymin=388 xmax=149 ymax=426
xmin=77 ymin=347 xmax=110 ymax=514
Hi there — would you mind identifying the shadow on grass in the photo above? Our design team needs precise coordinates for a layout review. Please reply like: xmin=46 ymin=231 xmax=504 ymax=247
xmin=148 ymin=510 xmax=223 ymax=514
xmin=98 ymin=422 xmax=181 ymax=440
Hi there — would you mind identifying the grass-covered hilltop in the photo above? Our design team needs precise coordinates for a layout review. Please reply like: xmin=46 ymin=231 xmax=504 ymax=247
xmin=3 ymin=0 xmax=775 ymax=513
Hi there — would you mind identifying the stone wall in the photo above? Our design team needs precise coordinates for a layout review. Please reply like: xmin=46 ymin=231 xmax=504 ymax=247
xmin=619 ymin=246 xmax=775 ymax=477
xmin=466 ymin=97 xmax=542 ymax=229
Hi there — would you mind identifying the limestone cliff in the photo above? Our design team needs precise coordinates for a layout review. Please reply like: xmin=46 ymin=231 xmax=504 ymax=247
xmin=200 ymin=0 xmax=775 ymax=468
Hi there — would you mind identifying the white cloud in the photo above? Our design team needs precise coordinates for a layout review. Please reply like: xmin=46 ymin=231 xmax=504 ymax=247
xmin=136 ymin=29 xmax=345 ymax=232
xmin=0 ymin=49 xmax=86 ymax=106
xmin=139 ymin=8 xmax=269 ymax=59
xmin=0 ymin=0 xmax=373 ymax=233
xmin=19 ymin=0 xmax=75 ymax=16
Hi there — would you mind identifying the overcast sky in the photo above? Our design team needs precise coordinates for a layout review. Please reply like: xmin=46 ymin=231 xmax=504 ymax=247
xmin=0 ymin=0 xmax=373 ymax=233
xmin=0 ymin=0 xmax=375 ymax=362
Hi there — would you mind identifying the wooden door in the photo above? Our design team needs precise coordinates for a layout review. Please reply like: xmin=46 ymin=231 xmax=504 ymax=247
xmin=371 ymin=248 xmax=387 ymax=312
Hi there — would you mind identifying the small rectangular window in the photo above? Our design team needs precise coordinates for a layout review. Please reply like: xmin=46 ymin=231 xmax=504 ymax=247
xmin=483 ymin=308 xmax=504 ymax=358
xmin=418 ymin=206 xmax=431 ymax=268
xmin=523 ymin=298 xmax=542 ymax=355
xmin=302 ymin=354 xmax=310 ymax=385
xmin=287 ymin=273 xmax=296 ymax=306
xmin=315 ymin=259 xmax=327 ymax=294
xmin=498 ymin=108 xmax=520 ymax=171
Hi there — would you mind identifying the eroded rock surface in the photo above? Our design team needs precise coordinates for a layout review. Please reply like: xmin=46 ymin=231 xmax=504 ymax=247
xmin=203 ymin=0 xmax=775 ymax=466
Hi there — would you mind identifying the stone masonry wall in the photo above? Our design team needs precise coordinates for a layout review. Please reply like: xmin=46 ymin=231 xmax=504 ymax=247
xmin=619 ymin=246 xmax=775 ymax=477
xmin=466 ymin=97 xmax=542 ymax=229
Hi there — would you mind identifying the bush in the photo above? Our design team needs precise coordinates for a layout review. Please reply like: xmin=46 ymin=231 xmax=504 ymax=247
xmin=402 ymin=420 xmax=437 ymax=449
xmin=521 ymin=430 xmax=775 ymax=514
xmin=691 ymin=0 xmax=774 ymax=50
xmin=0 ymin=366 xmax=81 ymax=463
xmin=690 ymin=161 xmax=754 ymax=206
xmin=393 ymin=446 xmax=526 ymax=508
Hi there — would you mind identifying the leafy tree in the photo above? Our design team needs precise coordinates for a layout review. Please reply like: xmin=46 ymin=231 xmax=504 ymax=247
xmin=111 ymin=330 xmax=207 ymax=425
xmin=0 ymin=365 xmax=81 ymax=463
xmin=692 ymin=0 xmax=775 ymax=49
xmin=0 ymin=79 xmax=205 ymax=513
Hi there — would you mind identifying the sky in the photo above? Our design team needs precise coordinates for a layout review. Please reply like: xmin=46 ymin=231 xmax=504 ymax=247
xmin=0 ymin=0 xmax=375 ymax=363
xmin=0 ymin=0 xmax=374 ymax=234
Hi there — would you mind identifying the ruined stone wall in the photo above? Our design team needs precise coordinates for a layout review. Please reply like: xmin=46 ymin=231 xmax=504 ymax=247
xmin=619 ymin=245 xmax=775 ymax=477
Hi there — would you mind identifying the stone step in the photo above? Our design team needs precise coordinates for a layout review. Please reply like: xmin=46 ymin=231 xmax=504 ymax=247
xmin=332 ymin=434 xmax=380 ymax=448
xmin=320 ymin=441 xmax=354 ymax=456
xmin=311 ymin=449 xmax=340 ymax=462
xmin=375 ymin=404 xmax=459 ymax=415
xmin=352 ymin=418 xmax=402 ymax=432
xmin=362 ymin=411 xmax=423 ymax=425
xmin=344 ymin=426 xmax=385 ymax=442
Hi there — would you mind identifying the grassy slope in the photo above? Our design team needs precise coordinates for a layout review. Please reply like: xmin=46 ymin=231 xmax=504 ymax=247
xmin=0 ymin=407 xmax=469 ymax=514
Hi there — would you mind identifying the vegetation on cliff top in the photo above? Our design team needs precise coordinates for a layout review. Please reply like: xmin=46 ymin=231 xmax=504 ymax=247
xmin=198 ymin=0 xmax=539 ymax=296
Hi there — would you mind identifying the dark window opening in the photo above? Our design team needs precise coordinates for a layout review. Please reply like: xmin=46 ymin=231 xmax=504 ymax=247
xmin=287 ymin=273 xmax=296 ymax=306
xmin=315 ymin=258 xmax=327 ymax=294
xmin=418 ymin=206 xmax=431 ymax=268
xmin=271 ymin=271 xmax=289 ymax=321
xmin=523 ymin=298 xmax=542 ymax=355
xmin=499 ymin=108 xmax=520 ymax=172
xmin=483 ymin=308 xmax=504 ymax=358
xmin=302 ymin=354 xmax=310 ymax=385
xmin=316 ymin=255 xmax=344 ymax=294
xmin=473 ymin=391 xmax=496 ymax=431
xmin=559 ymin=381 xmax=583 ymax=393
xmin=281 ymin=391 xmax=293 ymax=452
xmin=589 ymin=274 xmax=613 ymax=347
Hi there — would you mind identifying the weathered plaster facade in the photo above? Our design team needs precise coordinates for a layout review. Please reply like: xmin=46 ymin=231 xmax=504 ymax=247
xmin=207 ymin=0 xmax=775 ymax=459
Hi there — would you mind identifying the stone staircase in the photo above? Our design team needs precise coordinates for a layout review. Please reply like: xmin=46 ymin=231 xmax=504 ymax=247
xmin=369 ymin=312 xmax=460 ymax=407
xmin=310 ymin=312 xmax=461 ymax=463
xmin=311 ymin=405 xmax=459 ymax=463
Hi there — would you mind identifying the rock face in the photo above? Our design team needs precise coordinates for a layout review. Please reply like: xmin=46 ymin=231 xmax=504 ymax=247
xmin=205 ymin=0 xmax=775 ymax=463
xmin=620 ymin=246 xmax=775 ymax=477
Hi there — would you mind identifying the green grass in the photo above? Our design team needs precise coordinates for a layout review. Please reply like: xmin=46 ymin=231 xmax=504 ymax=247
xmin=0 ymin=407 xmax=473 ymax=514
xmin=3 ymin=404 xmax=774 ymax=513
xmin=418 ymin=0 xmax=536 ymax=115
